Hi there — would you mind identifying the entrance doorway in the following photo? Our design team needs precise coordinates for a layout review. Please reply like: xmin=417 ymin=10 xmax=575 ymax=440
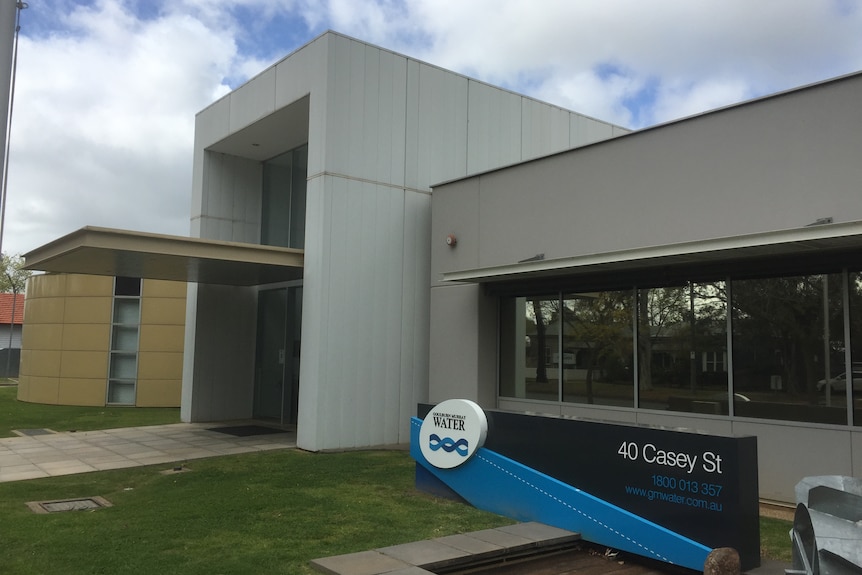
xmin=253 ymin=286 xmax=302 ymax=425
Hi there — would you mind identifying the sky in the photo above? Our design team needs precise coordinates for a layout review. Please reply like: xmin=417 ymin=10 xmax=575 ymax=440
xmin=2 ymin=0 xmax=861 ymax=255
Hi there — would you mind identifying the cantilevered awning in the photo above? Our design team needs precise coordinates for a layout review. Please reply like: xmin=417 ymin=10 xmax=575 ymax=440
xmin=24 ymin=227 xmax=304 ymax=287
xmin=441 ymin=220 xmax=862 ymax=289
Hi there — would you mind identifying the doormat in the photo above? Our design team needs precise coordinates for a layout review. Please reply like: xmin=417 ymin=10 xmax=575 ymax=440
xmin=206 ymin=425 xmax=284 ymax=437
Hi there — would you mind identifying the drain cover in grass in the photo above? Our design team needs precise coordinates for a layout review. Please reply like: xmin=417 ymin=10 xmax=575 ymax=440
xmin=27 ymin=497 xmax=113 ymax=514
xmin=206 ymin=425 xmax=284 ymax=437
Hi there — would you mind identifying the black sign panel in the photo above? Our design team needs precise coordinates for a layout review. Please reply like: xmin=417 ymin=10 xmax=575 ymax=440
xmin=418 ymin=405 xmax=760 ymax=570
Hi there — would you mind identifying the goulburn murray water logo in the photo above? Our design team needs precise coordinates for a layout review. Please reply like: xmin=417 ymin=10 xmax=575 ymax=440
xmin=419 ymin=399 xmax=488 ymax=469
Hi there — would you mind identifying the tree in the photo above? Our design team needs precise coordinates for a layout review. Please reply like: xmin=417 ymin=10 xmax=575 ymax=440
xmin=0 ymin=253 xmax=31 ymax=294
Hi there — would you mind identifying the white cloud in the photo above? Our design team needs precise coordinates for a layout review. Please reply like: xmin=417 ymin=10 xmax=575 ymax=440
xmin=3 ymin=0 xmax=861 ymax=256
xmin=6 ymin=0 xmax=243 ymax=254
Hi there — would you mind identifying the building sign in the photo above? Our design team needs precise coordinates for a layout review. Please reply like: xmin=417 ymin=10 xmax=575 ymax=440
xmin=418 ymin=399 xmax=487 ymax=469
xmin=413 ymin=403 xmax=760 ymax=571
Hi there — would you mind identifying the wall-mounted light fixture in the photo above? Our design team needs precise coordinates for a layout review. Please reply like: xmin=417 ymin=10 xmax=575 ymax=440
xmin=446 ymin=234 xmax=457 ymax=247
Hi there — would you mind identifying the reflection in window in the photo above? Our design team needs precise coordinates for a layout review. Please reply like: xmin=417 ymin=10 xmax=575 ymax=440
xmin=731 ymin=274 xmax=846 ymax=425
xmin=499 ymin=272 xmax=862 ymax=427
xmin=499 ymin=296 xmax=560 ymax=401
xmin=638 ymin=283 xmax=728 ymax=415
xmin=262 ymin=144 xmax=308 ymax=250
xmin=561 ymin=291 xmax=634 ymax=407
xmin=849 ymin=272 xmax=862 ymax=427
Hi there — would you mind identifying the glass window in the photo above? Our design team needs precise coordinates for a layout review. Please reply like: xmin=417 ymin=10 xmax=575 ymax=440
xmin=107 ymin=382 xmax=135 ymax=405
xmin=114 ymin=277 xmax=141 ymax=296
xmin=848 ymin=272 xmax=862 ymax=426
xmin=500 ymin=296 xmax=561 ymax=401
xmin=108 ymin=278 xmax=141 ymax=406
xmin=498 ymin=272 xmax=860 ymax=428
xmin=113 ymin=299 xmax=140 ymax=325
xmin=112 ymin=326 xmax=138 ymax=351
xmin=638 ymin=282 xmax=729 ymax=414
xmin=561 ymin=291 xmax=634 ymax=407
xmin=262 ymin=144 xmax=308 ymax=250
xmin=109 ymin=353 xmax=137 ymax=379
xmin=731 ymin=274 xmax=846 ymax=424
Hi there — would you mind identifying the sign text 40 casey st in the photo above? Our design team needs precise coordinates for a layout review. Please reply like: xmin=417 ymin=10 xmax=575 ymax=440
xmin=617 ymin=441 xmax=723 ymax=474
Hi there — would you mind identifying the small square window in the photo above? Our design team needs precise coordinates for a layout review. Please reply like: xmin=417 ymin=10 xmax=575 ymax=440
xmin=114 ymin=277 xmax=141 ymax=296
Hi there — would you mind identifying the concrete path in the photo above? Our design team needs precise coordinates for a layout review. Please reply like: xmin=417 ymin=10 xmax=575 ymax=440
xmin=0 ymin=422 xmax=296 ymax=483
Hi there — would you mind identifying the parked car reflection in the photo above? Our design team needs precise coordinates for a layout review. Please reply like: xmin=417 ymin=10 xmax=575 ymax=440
xmin=817 ymin=369 xmax=862 ymax=393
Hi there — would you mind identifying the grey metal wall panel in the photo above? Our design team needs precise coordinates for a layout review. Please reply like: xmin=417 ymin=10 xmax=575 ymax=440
xmin=183 ymin=283 xmax=256 ymax=422
xmin=436 ymin=75 xmax=862 ymax=271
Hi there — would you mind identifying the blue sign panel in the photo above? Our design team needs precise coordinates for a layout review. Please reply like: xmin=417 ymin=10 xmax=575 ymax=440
xmin=414 ymin=403 xmax=760 ymax=571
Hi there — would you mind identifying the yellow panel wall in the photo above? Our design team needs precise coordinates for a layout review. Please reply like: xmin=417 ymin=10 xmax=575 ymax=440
xmin=18 ymin=274 xmax=186 ymax=407
xmin=135 ymin=279 xmax=186 ymax=407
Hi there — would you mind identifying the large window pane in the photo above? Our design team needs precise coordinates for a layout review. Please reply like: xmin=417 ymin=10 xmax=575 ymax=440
xmin=107 ymin=381 xmax=135 ymax=405
xmin=112 ymin=325 xmax=138 ymax=351
xmin=262 ymin=145 xmax=308 ymax=249
xmin=113 ymin=299 xmax=140 ymax=325
xmin=731 ymin=274 xmax=846 ymax=424
xmin=638 ymin=283 xmax=729 ymax=414
xmin=561 ymin=290 xmax=634 ymax=407
xmin=849 ymin=272 xmax=862 ymax=426
xmin=110 ymin=353 xmax=137 ymax=379
xmin=500 ymin=296 xmax=560 ymax=401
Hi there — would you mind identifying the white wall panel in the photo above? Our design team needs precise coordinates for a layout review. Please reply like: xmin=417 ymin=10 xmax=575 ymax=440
xmin=415 ymin=63 xmax=469 ymax=188
xmin=521 ymin=99 xmax=570 ymax=161
xmin=296 ymin=175 xmax=326 ymax=450
xmin=296 ymin=174 xmax=427 ymax=450
xmin=274 ymin=35 xmax=324 ymax=110
xmin=378 ymin=50 xmax=408 ymax=187
xmin=731 ymin=421 xmax=854 ymax=502
xmin=569 ymin=113 xmax=616 ymax=147
xmin=467 ymin=81 xmax=522 ymax=175
xmin=198 ymin=152 xmax=261 ymax=243
xmin=229 ymin=67 xmax=276 ymax=134
xmin=404 ymin=59 xmax=421 ymax=191
xmin=274 ymin=35 xmax=325 ymax=180
xmin=398 ymin=191 xmax=430 ymax=442
xmin=194 ymin=96 xmax=231 ymax=152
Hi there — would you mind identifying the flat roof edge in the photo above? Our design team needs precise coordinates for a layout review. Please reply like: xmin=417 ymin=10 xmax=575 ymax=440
xmin=442 ymin=220 xmax=862 ymax=283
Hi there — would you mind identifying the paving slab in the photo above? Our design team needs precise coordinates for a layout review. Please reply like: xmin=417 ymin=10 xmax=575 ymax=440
xmin=0 ymin=422 xmax=296 ymax=483
xmin=311 ymin=550 xmax=410 ymax=575
xmin=377 ymin=539 xmax=470 ymax=570
xmin=496 ymin=521 xmax=580 ymax=543
xmin=434 ymin=533 xmax=503 ymax=554
xmin=310 ymin=523 xmax=581 ymax=575
xmin=465 ymin=527 xmax=535 ymax=549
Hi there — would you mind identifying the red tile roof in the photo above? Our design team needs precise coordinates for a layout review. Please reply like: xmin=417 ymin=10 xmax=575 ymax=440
xmin=0 ymin=293 xmax=24 ymax=324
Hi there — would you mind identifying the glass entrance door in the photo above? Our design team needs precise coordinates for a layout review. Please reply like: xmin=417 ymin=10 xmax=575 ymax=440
xmin=254 ymin=286 xmax=302 ymax=425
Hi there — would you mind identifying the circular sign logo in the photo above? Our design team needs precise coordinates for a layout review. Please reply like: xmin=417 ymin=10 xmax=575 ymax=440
xmin=419 ymin=399 xmax=488 ymax=469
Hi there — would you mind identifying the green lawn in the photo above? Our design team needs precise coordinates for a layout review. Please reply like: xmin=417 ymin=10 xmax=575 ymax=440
xmin=0 ymin=449 xmax=513 ymax=575
xmin=0 ymin=383 xmax=792 ymax=571
xmin=0 ymin=386 xmax=180 ymax=438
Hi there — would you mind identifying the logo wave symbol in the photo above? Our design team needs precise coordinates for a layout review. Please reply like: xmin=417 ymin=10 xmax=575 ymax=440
xmin=429 ymin=434 xmax=469 ymax=457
